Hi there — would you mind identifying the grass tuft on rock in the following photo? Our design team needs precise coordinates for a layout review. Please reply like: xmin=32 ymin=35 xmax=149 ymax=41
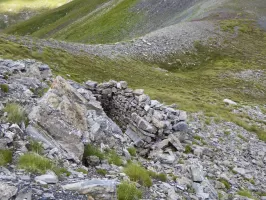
xmin=148 ymin=170 xmax=167 ymax=182
xmin=4 ymin=103 xmax=26 ymax=124
xmin=117 ymin=181 xmax=142 ymax=200
xmin=83 ymin=144 xmax=104 ymax=160
xmin=124 ymin=163 xmax=152 ymax=187
xmin=127 ymin=147 xmax=136 ymax=157
xmin=29 ymin=140 xmax=44 ymax=155
xmin=237 ymin=189 xmax=255 ymax=199
xmin=96 ymin=169 xmax=107 ymax=176
xmin=107 ymin=150 xmax=123 ymax=166
xmin=76 ymin=168 xmax=87 ymax=174
xmin=184 ymin=145 xmax=192 ymax=154
xmin=0 ymin=84 xmax=9 ymax=92
xmin=0 ymin=149 xmax=12 ymax=166
xmin=218 ymin=178 xmax=231 ymax=190
xmin=18 ymin=153 xmax=53 ymax=174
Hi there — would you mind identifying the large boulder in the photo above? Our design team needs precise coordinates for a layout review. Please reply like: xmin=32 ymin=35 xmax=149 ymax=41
xmin=28 ymin=76 xmax=89 ymax=161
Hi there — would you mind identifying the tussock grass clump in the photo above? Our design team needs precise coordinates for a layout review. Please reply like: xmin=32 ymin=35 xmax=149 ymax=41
xmin=184 ymin=145 xmax=192 ymax=154
xmin=127 ymin=147 xmax=136 ymax=157
xmin=83 ymin=144 xmax=104 ymax=160
xmin=53 ymin=167 xmax=71 ymax=177
xmin=96 ymin=169 xmax=107 ymax=176
xmin=4 ymin=103 xmax=26 ymax=124
xmin=0 ymin=84 xmax=9 ymax=92
xmin=148 ymin=170 xmax=167 ymax=182
xmin=18 ymin=153 xmax=53 ymax=174
xmin=237 ymin=189 xmax=255 ymax=199
xmin=0 ymin=149 xmax=12 ymax=166
xmin=108 ymin=150 xmax=123 ymax=166
xmin=124 ymin=163 xmax=152 ymax=187
xmin=76 ymin=168 xmax=87 ymax=174
xmin=117 ymin=181 xmax=142 ymax=200
xmin=218 ymin=178 xmax=231 ymax=190
xmin=29 ymin=140 xmax=44 ymax=155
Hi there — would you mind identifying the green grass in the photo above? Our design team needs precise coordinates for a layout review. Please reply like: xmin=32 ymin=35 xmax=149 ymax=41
xmin=127 ymin=147 xmax=137 ymax=157
xmin=29 ymin=140 xmax=44 ymax=155
xmin=107 ymin=150 xmax=123 ymax=166
xmin=0 ymin=84 xmax=9 ymax=92
xmin=53 ymin=167 xmax=71 ymax=177
xmin=18 ymin=153 xmax=54 ymax=174
xmin=117 ymin=181 xmax=142 ymax=200
xmin=5 ymin=0 xmax=142 ymax=44
xmin=58 ymin=0 xmax=141 ymax=44
xmin=96 ymin=169 xmax=107 ymax=176
xmin=4 ymin=103 xmax=26 ymax=124
xmin=4 ymin=0 xmax=108 ymax=38
xmin=184 ymin=145 xmax=192 ymax=154
xmin=124 ymin=163 xmax=152 ymax=187
xmin=83 ymin=144 xmax=105 ymax=161
xmin=218 ymin=178 xmax=231 ymax=190
xmin=148 ymin=171 xmax=167 ymax=182
xmin=224 ymin=130 xmax=231 ymax=136
xmin=237 ymin=134 xmax=249 ymax=142
xmin=237 ymin=189 xmax=256 ymax=199
xmin=76 ymin=168 xmax=87 ymax=174
xmin=18 ymin=152 xmax=70 ymax=176
xmin=0 ymin=0 xmax=69 ymax=13
xmin=0 ymin=149 xmax=12 ymax=166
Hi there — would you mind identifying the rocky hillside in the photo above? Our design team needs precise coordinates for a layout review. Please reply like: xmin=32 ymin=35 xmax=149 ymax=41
xmin=0 ymin=58 xmax=266 ymax=200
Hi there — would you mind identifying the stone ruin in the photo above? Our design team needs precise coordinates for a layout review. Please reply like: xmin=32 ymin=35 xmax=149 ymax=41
xmin=85 ymin=80 xmax=188 ymax=155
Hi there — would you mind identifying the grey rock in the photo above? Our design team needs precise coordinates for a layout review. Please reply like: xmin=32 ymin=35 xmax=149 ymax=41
xmin=62 ymin=179 xmax=117 ymax=199
xmin=85 ymin=81 xmax=98 ymax=89
xmin=233 ymin=167 xmax=246 ymax=176
xmin=172 ymin=122 xmax=188 ymax=132
xmin=35 ymin=171 xmax=58 ymax=184
xmin=42 ymin=193 xmax=55 ymax=199
xmin=28 ymin=76 xmax=87 ymax=161
xmin=87 ymin=156 xmax=100 ymax=166
xmin=0 ymin=183 xmax=18 ymax=200
xmin=133 ymin=89 xmax=144 ymax=95
xmin=191 ymin=165 xmax=204 ymax=182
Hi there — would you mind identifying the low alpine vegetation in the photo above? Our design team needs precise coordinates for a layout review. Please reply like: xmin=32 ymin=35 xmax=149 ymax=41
xmin=0 ymin=84 xmax=9 ymax=92
xmin=4 ymin=103 xmax=26 ymax=124
xmin=96 ymin=169 xmax=107 ymax=176
xmin=0 ymin=149 xmax=12 ymax=166
xmin=117 ymin=181 xmax=142 ymax=200
xmin=18 ymin=153 xmax=54 ymax=174
xmin=29 ymin=140 xmax=44 ymax=155
xmin=124 ymin=163 xmax=152 ymax=187
xmin=127 ymin=147 xmax=137 ymax=157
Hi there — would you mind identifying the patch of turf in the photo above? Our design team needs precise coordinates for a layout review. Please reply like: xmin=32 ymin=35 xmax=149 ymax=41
xmin=124 ymin=163 xmax=152 ymax=187
xmin=4 ymin=103 xmax=26 ymax=124
xmin=0 ymin=149 xmax=12 ymax=166
xmin=18 ymin=153 xmax=53 ymax=174
xmin=117 ymin=181 xmax=142 ymax=200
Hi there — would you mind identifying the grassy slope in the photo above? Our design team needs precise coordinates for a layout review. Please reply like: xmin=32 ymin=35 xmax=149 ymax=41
xmin=4 ymin=0 xmax=142 ymax=44
xmin=0 ymin=0 xmax=69 ymax=13
xmin=54 ymin=0 xmax=141 ymax=44
xmin=0 ymin=19 xmax=265 ymax=140
xmin=4 ymin=0 xmax=109 ymax=37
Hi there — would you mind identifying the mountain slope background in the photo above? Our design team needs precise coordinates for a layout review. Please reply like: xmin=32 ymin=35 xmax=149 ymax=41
xmin=0 ymin=0 xmax=70 ymax=29
xmin=0 ymin=0 xmax=266 ymax=142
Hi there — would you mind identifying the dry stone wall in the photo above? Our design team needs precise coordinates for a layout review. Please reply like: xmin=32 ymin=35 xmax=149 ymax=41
xmin=85 ymin=80 xmax=188 ymax=149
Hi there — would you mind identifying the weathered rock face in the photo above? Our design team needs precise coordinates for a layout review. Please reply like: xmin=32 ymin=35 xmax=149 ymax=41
xmin=85 ymin=80 xmax=188 ymax=153
xmin=28 ymin=76 xmax=88 ymax=161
